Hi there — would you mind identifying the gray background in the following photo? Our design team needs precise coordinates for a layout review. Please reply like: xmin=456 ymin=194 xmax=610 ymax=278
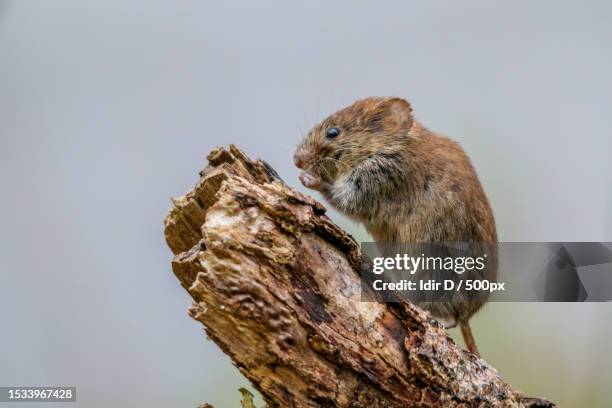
xmin=1 ymin=1 xmax=611 ymax=406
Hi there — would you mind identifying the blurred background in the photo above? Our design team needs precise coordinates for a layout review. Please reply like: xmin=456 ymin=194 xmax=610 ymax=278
xmin=1 ymin=1 xmax=611 ymax=406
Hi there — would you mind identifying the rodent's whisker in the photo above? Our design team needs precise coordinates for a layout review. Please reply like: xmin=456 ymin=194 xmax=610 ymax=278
xmin=320 ymin=157 xmax=341 ymax=165
xmin=297 ymin=126 xmax=305 ymax=137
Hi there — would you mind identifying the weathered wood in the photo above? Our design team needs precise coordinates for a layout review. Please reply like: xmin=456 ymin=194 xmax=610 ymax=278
xmin=164 ymin=145 xmax=555 ymax=408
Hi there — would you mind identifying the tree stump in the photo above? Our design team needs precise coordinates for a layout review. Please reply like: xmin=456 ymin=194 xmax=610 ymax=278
xmin=164 ymin=145 xmax=555 ymax=408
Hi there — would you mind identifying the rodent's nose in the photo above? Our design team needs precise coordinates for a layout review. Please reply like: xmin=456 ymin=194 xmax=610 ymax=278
xmin=293 ymin=153 xmax=306 ymax=169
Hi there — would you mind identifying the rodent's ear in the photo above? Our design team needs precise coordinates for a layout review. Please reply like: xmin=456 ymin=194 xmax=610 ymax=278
xmin=373 ymin=97 xmax=413 ymax=131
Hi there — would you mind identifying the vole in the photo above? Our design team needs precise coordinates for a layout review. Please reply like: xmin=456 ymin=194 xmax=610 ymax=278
xmin=293 ymin=97 xmax=497 ymax=357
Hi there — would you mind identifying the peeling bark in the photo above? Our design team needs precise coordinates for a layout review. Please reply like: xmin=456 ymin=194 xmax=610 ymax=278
xmin=164 ymin=145 xmax=555 ymax=408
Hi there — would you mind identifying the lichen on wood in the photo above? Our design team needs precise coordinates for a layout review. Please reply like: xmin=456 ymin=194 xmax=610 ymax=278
xmin=164 ymin=145 xmax=555 ymax=408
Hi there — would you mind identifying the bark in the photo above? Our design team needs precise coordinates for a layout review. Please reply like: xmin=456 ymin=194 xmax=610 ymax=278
xmin=164 ymin=145 xmax=555 ymax=408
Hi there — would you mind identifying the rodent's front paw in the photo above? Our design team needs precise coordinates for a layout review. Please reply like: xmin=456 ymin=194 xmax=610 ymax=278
xmin=299 ymin=172 xmax=323 ymax=190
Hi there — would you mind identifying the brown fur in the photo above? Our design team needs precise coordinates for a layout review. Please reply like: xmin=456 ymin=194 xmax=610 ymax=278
xmin=294 ymin=97 xmax=497 ymax=354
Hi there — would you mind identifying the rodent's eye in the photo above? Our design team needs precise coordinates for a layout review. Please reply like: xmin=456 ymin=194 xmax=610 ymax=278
xmin=326 ymin=127 xmax=340 ymax=139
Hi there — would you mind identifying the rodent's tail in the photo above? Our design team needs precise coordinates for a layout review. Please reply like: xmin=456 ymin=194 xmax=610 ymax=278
xmin=460 ymin=322 xmax=480 ymax=358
